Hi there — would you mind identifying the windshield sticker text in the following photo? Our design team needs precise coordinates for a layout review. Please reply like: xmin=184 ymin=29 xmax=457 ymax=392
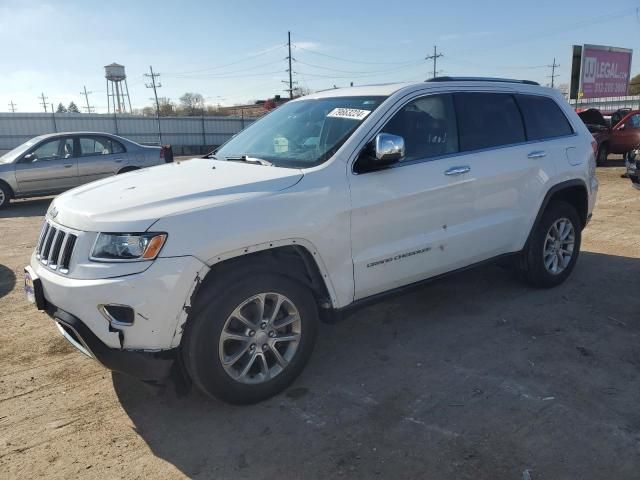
xmin=327 ymin=108 xmax=371 ymax=121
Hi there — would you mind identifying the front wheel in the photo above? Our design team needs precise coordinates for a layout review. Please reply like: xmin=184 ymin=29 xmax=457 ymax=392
xmin=182 ymin=273 xmax=318 ymax=404
xmin=519 ymin=201 xmax=582 ymax=288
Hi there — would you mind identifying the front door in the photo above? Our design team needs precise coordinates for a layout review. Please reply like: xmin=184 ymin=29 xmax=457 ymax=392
xmin=610 ymin=113 xmax=640 ymax=154
xmin=348 ymin=93 xmax=476 ymax=300
xmin=14 ymin=136 xmax=78 ymax=195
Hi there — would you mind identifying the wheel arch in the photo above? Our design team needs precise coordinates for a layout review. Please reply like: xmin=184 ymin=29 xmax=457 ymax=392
xmin=0 ymin=178 xmax=15 ymax=199
xmin=117 ymin=166 xmax=139 ymax=174
xmin=525 ymin=179 xmax=589 ymax=247
xmin=193 ymin=239 xmax=338 ymax=312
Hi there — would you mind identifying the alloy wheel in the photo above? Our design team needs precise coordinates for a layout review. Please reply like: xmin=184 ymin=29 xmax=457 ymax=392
xmin=543 ymin=218 xmax=575 ymax=275
xmin=219 ymin=292 xmax=301 ymax=384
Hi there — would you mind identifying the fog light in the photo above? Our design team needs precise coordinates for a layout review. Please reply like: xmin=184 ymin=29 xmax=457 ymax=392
xmin=99 ymin=304 xmax=135 ymax=326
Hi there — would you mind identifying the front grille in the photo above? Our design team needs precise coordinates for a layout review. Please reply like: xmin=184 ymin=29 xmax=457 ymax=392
xmin=35 ymin=220 xmax=78 ymax=274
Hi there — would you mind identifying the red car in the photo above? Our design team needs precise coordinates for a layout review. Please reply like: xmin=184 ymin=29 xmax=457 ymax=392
xmin=578 ymin=109 xmax=640 ymax=166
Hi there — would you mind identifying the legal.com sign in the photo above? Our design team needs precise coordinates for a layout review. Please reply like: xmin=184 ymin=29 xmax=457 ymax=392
xmin=580 ymin=45 xmax=633 ymax=98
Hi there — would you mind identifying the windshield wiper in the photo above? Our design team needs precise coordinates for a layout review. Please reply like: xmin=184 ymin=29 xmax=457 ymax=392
xmin=224 ymin=155 xmax=273 ymax=166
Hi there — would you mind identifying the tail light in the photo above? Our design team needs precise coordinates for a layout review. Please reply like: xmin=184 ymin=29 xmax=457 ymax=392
xmin=591 ymin=140 xmax=598 ymax=155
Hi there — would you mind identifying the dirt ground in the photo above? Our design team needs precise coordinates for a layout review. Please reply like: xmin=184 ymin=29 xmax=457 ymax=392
xmin=0 ymin=160 xmax=638 ymax=480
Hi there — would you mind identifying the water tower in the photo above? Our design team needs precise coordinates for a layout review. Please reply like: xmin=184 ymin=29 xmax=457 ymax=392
xmin=105 ymin=63 xmax=132 ymax=114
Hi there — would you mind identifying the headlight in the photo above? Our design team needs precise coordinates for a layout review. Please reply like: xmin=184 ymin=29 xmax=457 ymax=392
xmin=91 ymin=233 xmax=167 ymax=262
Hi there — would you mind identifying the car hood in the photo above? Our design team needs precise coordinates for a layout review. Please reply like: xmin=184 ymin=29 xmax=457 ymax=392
xmin=578 ymin=109 xmax=609 ymax=131
xmin=51 ymin=158 xmax=304 ymax=232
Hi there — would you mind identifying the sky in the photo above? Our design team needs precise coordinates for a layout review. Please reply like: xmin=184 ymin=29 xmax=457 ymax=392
xmin=1 ymin=0 xmax=638 ymax=113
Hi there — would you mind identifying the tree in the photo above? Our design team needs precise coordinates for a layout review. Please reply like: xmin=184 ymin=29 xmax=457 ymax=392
xmin=67 ymin=101 xmax=80 ymax=113
xmin=629 ymin=73 xmax=640 ymax=96
xmin=179 ymin=92 xmax=205 ymax=115
xmin=158 ymin=97 xmax=176 ymax=116
xmin=292 ymin=86 xmax=311 ymax=98
xmin=56 ymin=103 xmax=67 ymax=113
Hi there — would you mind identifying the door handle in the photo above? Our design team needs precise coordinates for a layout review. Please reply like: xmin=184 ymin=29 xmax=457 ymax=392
xmin=114 ymin=159 xmax=123 ymax=163
xmin=63 ymin=164 xmax=73 ymax=168
xmin=528 ymin=150 xmax=546 ymax=159
xmin=444 ymin=166 xmax=470 ymax=176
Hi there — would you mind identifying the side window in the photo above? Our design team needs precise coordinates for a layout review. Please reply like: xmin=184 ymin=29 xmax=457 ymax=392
xmin=110 ymin=139 xmax=126 ymax=154
xmin=380 ymin=93 xmax=458 ymax=161
xmin=628 ymin=114 xmax=640 ymax=128
xmin=79 ymin=136 xmax=111 ymax=156
xmin=27 ymin=138 xmax=62 ymax=162
xmin=454 ymin=92 xmax=525 ymax=151
xmin=516 ymin=95 xmax=573 ymax=140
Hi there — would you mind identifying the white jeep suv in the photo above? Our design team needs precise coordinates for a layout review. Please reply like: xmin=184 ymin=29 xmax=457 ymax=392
xmin=25 ymin=78 xmax=598 ymax=404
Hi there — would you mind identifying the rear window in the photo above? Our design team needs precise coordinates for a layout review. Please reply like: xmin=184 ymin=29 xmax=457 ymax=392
xmin=454 ymin=93 xmax=525 ymax=151
xmin=516 ymin=95 xmax=573 ymax=140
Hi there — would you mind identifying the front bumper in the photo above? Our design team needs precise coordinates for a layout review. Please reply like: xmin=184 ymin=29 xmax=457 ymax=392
xmin=47 ymin=305 xmax=176 ymax=382
xmin=30 ymin=254 xmax=208 ymax=350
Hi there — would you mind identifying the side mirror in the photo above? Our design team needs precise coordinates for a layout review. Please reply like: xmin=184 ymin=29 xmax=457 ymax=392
xmin=618 ymin=123 xmax=626 ymax=130
xmin=22 ymin=153 xmax=36 ymax=163
xmin=374 ymin=133 xmax=405 ymax=165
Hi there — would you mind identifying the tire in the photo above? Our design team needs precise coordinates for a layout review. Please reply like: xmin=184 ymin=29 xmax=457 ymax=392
xmin=519 ymin=201 xmax=582 ymax=288
xmin=596 ymin=143 xmax=608 ymax=166
xmin=0 ymin=182 xmax=11 ymax=209
xmin=182 ymin=272 xmax=318 ymax=404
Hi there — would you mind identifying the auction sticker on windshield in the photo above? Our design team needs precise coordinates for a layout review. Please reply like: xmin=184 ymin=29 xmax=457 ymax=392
xmin=327 ymin=108 xmax=371 ymax=120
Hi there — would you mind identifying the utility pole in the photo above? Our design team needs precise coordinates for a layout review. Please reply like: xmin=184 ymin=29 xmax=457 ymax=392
xmin=283 ymin=31 xmax=297 ymax=99
xmin=426 ymin=46 xmax=444 ymax=79
xmin=80 ymin=86 xmax=94 ymax=113
xmin=39 ymin=93 xmax=49 ymax=113
xmin=548 ymin=58 xmax=560 ymax=88
xmin=8 ymin=101 xmax=17 ymax=113
xmin=145 ymin=65 xmax=163 ymax=144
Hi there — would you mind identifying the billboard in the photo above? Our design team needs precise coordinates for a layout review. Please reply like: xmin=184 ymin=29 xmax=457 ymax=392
xmin=570 ymin=44 xmax=633 ymax=99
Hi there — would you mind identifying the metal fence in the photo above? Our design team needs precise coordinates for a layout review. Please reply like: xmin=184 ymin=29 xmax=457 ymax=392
xmin=569 ymin=95 xmax=640 ymax=112
xmin=0 ymin=113 xmax=255 ymax=154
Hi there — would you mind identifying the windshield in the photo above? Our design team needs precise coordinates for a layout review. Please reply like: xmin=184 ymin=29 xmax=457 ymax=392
xmin=215 ymin=96 xmax=386 ymax=168
xmin=0 ymin=137 xmax=44 ymax=164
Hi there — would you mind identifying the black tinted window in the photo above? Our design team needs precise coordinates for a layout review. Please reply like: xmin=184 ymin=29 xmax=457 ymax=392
xmin=516 ymin=94 xmax=573 ymax=140
xmin=381 ymin=94 xmax=458 ymax=161
xmin=454 ymin=93 xmax=525 ymax=151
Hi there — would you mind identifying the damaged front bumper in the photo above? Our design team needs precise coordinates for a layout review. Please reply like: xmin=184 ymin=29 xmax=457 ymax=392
xmin=47 ymin=305 xmax=176 ymax=382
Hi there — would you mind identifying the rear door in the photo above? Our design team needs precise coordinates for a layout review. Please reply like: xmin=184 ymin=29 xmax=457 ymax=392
xmin=14 ymin=136 xmax=78 ymax=195
xmin=449 ymin=92 xmax=562 ymax=258
xmin=77 ymin=135 xmax=128 ymax=184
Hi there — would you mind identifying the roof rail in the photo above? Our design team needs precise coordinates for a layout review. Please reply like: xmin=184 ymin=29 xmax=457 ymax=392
xmin=427 ymin=76 xmax=540 ymax=86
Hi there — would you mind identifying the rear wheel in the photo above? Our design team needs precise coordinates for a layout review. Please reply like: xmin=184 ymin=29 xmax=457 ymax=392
xmin=182 ymin=273 xmax=318 ymax=404
xmin=0 ymin=182 xmax=11 ymax=209
xmin=596 ymin=143 xmax=608 ymax=166
xmin=519 ymin=201 xmax=582 ymax=288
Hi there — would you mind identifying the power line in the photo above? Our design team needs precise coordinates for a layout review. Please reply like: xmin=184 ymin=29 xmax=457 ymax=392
xmin=293 ymin=59 xmax=423 ymax=75
xmin=144 ymin=65 xmax=162 ymax=144
xmin=38 ymin=93 xmax=48 ymax=113
xmin=293 ymin=44 xmax=422 ymax=65
xmin=165 ymin=44 xmax=285 ymax=76
xmin=547 ymin=58 xmax=560 ymax=88
xmin=8 ymin=101 xmax=16 ymax=113
xmin=80 ymin=85 xmax=94 ymax=113
xmin=426 ymin=45 xmax=444 ymax=79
